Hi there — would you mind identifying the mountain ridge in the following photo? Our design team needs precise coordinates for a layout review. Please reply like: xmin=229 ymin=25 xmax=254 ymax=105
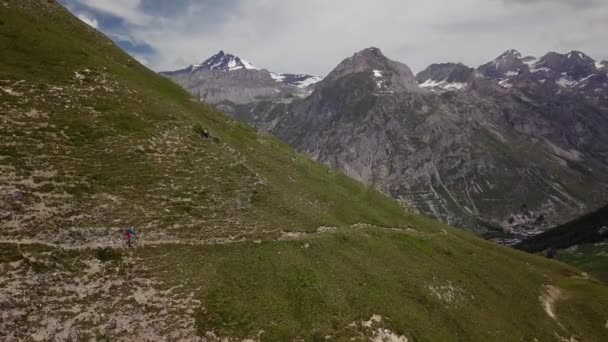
xmin=209 ymin=47 xmax=608 ymax=239
xmin=160 ymin=50 xmax=323 ymax=105
xmin=165 ymin=50 xmax=260 ymax=74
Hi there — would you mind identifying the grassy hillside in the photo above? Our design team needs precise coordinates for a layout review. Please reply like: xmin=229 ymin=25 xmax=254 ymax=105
xmin=552 ymin=243 xmax=608 ymax=284
xmin=515 ymin=205 xmax=608 ymax=282
xmin=0 ymin=1 xmax=607 ymax=341
xmin=0 ymin=1 xmax=410 ymax=243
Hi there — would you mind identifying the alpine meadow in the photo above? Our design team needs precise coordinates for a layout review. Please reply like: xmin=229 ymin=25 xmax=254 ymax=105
xmin=1 ymin=1 xmax=607 ymax=341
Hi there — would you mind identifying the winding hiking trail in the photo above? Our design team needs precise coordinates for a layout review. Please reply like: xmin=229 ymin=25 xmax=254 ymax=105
xmin=0 ymin=237 xmax=251 ymax=250
xmin=0 ymin=224 xmax=423 ymax=341
xmin=0 ymin=224 xmax=422 ymax=251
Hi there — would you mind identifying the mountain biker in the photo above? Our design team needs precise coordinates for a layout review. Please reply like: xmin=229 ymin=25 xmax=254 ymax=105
xmin=125 ymin=226 xmax=136 ymax=247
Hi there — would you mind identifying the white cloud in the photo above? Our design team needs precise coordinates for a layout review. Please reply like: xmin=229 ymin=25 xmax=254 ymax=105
xmin=132 ymin=54 xmax=150 ymax=66
xmin=76 ymin=12 xmax=98 ymax=29
xmin=63 ymin=0 xmax=608 ymax=75
xmin=79 ymin=0 xmax=151 ymax=25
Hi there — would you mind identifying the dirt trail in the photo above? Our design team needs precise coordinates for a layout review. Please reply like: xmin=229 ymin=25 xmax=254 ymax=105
xmin=0 ymin=224 xmax=421 ymax=250
xmin=540 ymin=285 xmax=563 ymax=321
xmin=0 ymin=237 xmax=246 ymax=250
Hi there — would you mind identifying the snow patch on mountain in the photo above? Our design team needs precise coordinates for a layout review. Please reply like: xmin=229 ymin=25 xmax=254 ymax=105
xmin=373 ymin=70 xmax=385 ymax=88
xmin=533 ymin=67 xmax=551 ymax=73
xmin=499 ymin=79 xmax=513 ymax=89
xmin=187 ymin=51 xmax=260 ymax=73
xmin=578 ymin=74 xmax=595 ymax=84
xmin=270 ymin=72 xmax=285 ymax=82
xmin=419 ymin=79 xmax=467 ymax=91
xmin=240 ymin=59 xmax=259 ymax=71
xmin=556 ymin=77 xmax=575 ymax=87
xmin=294 ymin=76 xmax=323 ymax=88
xmin=419 ymin=79 xmax=442 ymax=87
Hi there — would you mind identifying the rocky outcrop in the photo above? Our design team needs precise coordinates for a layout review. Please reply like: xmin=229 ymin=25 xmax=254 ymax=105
xmin=477 ymin=49 xmax=533 ymax=80
xmin=416 ymin=63 xmax=474 ymax=84
xmin=321 ymin=47 xmax=423 ymax=93
xmin=416 ymin=63 xmax=475 ymax=91
xmin=534 ymin=51 xmax=597 ymax=80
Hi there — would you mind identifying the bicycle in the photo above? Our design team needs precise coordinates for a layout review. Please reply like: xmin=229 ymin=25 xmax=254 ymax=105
xmin=124 ymin=233 xmax=138 ymax=248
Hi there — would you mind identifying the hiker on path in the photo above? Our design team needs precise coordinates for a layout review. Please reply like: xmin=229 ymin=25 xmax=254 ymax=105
xmin=125 ymin=226 xmax=136 ymax=247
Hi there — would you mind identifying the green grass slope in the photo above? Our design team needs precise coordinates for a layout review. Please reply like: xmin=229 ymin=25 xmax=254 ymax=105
xmin=515 ymin=205 xmax=608 ymax=282
xmin=0 ymin=1 xmax=607 ymax=341
xmin=552 ymin=243 xmax=608 ymax=284
xmin=0 ymin=1 xmax=409 ymax=243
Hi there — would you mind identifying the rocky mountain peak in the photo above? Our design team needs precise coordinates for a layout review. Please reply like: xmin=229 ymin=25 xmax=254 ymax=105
xmin=355 ymin=47 xmax=385 ymax=59
xmin=161 ymin=50 xmax=323 ymax=105
xmin=187 ymin=50 xmax=260 ymax=73
xmin=324 ymin=47 xmax=422 ymax=92
xmin=498 ymin=49 xmax=523 ymax=59
xmin=566 ymin=50 xmax=594 ymax=62
xmin=416 ymin=62 xmax=474 ymax=91
xmin=535 ymin=51 xmax=597 ymax=80
xmin=333 ymin=47 xmax=392 ymax=74
xmin=477 ymin=49 xmax=531 ymax=80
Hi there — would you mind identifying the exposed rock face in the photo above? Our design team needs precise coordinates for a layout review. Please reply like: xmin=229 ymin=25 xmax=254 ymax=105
xmin=161 ymin=51 xmax=321 ymax=105
xmin=322 ymin=47 xmax=423 ymax=93
xmin=163 ymin=68 xmax=291 ymax=105
xmin=218 ymin=48 xmax=608 ymax=240
xmin=173 ymin=50 xmax=260 ymax=73
xmin=416 ymin=63 xmax=475 ymax=91
xmin=534 ymin=51 xmax=597 ymax=80
xmin=416 ymin=63 xmax=474 ymax=84
xmin=477 ymin=49 xmax=533 ymax=80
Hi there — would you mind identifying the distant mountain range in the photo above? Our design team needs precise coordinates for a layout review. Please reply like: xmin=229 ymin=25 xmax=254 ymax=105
xmin=418 ymin=49 xmax=608 ymax=103
xmin=161 ymin=51 xmax=322 ymax=105
xmin=163 ymin=47 xmax=608 ymax=242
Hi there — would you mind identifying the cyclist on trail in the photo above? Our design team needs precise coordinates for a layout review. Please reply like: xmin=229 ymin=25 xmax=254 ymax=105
xmin=125 ymin=226 xmax=136 ymax=247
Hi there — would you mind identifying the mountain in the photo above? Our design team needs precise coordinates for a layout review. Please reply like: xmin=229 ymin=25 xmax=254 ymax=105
xmin=477 ymin=49 xmax=534 ymax=80
xmin=319 ymin=47 xmax=423 ymax=92
xmin=474 ymin=50 xmax=608 ymax=106
xmin=534 ymin=51 xmax=597 ymax=80
xmin=416 ymin=62 xmax=474 ymax=91
xmin=220 ymin=48 xmax=608 ymax=241
xmin=2 ymin=2 xmax=608 ymax=340
xmin=161 ymin=51 xmax=322 ymax=105
xmin=170 ymin=50 xmax=261 ymax=73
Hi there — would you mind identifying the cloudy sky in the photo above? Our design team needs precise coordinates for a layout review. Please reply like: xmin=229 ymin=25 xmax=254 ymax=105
xmin=59 ymin=0 xmax=608 ymax=75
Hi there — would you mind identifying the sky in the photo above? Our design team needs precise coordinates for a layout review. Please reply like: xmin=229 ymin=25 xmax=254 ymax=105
xmin=59 ymin=0 xmax=608 ymax=75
